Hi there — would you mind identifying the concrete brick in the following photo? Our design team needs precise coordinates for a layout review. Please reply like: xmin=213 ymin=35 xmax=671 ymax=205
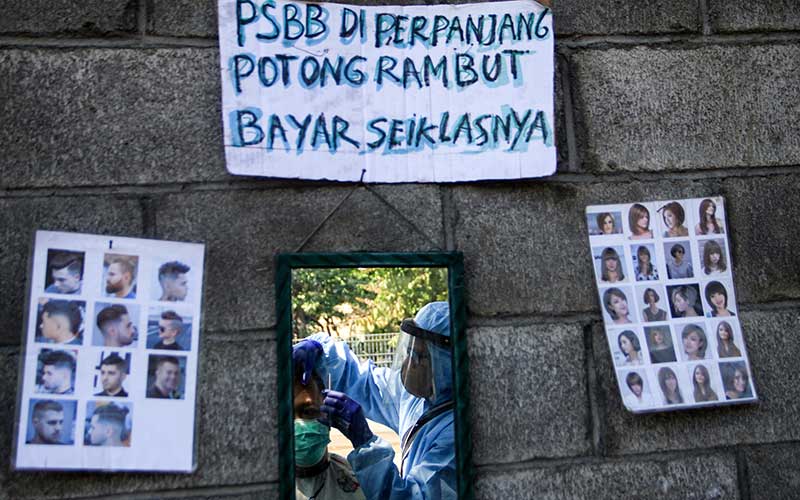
xmin=188 ymin=485 xmax=279 ymax=500
xmin=474 ymin=453 xmax=738 ymax=499
xmin=451 ymin=178 xmax=720 ymax=317
xmin=0 ymin=48 xmax=227 ymax=189
xmin=0 ymin=196 xmax=144 ymax=346
xmin=468 ymin=323 xmax=590 ymax=464
xmin=555 ymin=0 xmax=700 ymax=36
xmin=745 ymin=442 xmax=800 ymax=500
xmin=0 ymin=338 xmax=278 ymax=498
xmin=722 ymin=175 xmax=800 ymax=303
xmin=708 ymin=0 xmax=800 ymax=33
xmin=154 ymin=0 xmax=702 ymax=38
xmin=304 ymin=185 xmax=444 ymax=252
xmin=0 ymin=0 xmax=137 ymax=35
xmin=596 ymin=309 xmax=800 ymax=455
xmin=155 ymin=185 xmax=444 ymax=332
xmin=148 ymin=0 xmax=218 ymax=38
xmin=570 ymin=44 xmax=800 ymax=173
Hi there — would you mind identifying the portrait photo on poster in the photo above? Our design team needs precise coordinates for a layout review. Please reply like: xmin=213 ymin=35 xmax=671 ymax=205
xmin=44 ymin=249 xmax=85 ymax=296
xmin=145 ymin=354 xmax=187 ymax=400
xmin=14 ymin=230 xmax=205 ymax=472
xmin=146 ymin=306 xmax=193 ymax=351
xmin=587 ymin=211 xmax=623 ymax=236
xmin=93 ymin=302 xmax=140 ymax=348
xmin=93 ymin=351 xmax=132 ymax=398
xmin=657 ymin=200 xmax=690 ymax=239
xmin=600 ymin=286 xmax=638 ymax=326
xmin=664 ymin=240 xmax=694 ymax=280
xmin=152 ymin=259 xmax=193 ymax=303
xmin=592 ymin=245 xmax=629 ymax=284
xmin=84 ymin=401 xmax=133 ymax=447
xmin=102 ymin=253 xmax=139 ymax=300
xmin=698 ymin=239 xmax=729 ymax=276
xmin=608 ymin=327 xmax=647 ymax=367
xmin=35 ymin=298 xmax=86 ymax=346
xmin=26 ymin=399 xmax=77 ymax=445
xmin=618 ymin=369 xmax=655 ymax=410
xmin=630 ymin=243 xmax=659 ymax=282
xmin=637 ymin=285 xmax=669 ymax=323
xmin=586 ymin=197 xmax=756 ymax=413
xmin=34 ymin=348 xmax=77 ymax=396
xmin=644 ymin=325 xmax=677 ymax=364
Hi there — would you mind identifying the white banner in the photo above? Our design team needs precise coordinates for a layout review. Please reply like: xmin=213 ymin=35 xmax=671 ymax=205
xmin=218 ymin=0 xmax=555 ymax=182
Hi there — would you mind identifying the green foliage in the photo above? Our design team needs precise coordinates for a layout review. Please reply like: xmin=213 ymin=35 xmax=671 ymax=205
xmin=292 ymin=267 xmax=448 ymax=338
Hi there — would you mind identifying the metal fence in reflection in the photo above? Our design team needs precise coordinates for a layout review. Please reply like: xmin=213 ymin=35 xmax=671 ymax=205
xmin=293 ymin=331 xmax=400 ymax=368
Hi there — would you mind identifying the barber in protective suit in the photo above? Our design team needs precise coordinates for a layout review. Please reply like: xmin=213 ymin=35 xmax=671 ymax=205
xmin=293 ymin=301 xmax=456 ymax=500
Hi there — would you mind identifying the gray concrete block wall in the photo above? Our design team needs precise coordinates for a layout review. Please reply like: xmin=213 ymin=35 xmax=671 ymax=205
xmin=1 ymin=1 xmax=798 ymax=498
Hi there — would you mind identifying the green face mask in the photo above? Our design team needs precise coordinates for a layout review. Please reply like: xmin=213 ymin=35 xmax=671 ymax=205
xmin=294 ymin=419 xmax=330 ymax=467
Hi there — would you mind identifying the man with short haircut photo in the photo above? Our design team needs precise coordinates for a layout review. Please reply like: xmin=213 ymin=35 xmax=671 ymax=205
xmin=153 ymin=311 xmax=186 ymax=351
xmin=105 ymin=255 xmax=137 ymax=299
xmin=36 ymin=350 xmax=76 ymax=395
xmin=95 ymin=354 xmax=129 ymax=397
xmin=96 ymin=304 xmax=136 ymax=347
xmin=27 ymin=400 xmax=68 ymax=445
xmin=87 ymin=404 xmax=129 ymax=447
xmin=45 ymin=251 xmax=83 ymax=295
xmin=146 ymin=356 xmax=182 ymax=399
xmin=158 ymin=261 xmax=190 ymax=302
xmin=39 ymin=300 xmax=83 ymax=345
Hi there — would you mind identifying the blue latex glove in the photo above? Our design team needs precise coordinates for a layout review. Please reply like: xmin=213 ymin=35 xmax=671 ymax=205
xmin=320 ymin=390 xmax=374 ymax=449
xmin=293 ymin=339 xmax=323 ymax=386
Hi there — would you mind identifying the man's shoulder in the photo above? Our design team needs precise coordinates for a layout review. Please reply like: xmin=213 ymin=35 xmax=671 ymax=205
xmin=146 ymin=385 xmax=168 ymax=398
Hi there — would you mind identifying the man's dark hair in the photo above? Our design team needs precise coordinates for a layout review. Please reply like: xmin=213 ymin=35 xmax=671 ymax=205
xmin=159 ymin=261 xmax=190 ymax=281
xmin=670 ymin=244 xmax=686 ymax=258
xmin=93 ymin=404 xmax=128 ymax=432
xmin=40 ymin=350 xmax=76 ymax=372
xmin=96 ymin=305 xmax=129 ymax=332
xmin=155 ymin=355 xmax=180 ymax=370
xmin=42 ymin=300 xmax=83 ymax=335
xmin=49 ymin=251 xmax=83 ymax=277
xmin=161 ymin=310 xmax=183 ymax=324
xmin=100 ymin=353 xmax=128 ymax=372
xmin=107 ymin=255 xmax=137 ymax=276
xmin=33 ymin=400 xmax=63 ymax=419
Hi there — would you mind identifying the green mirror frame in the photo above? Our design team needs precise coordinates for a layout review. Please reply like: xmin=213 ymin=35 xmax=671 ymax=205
xmin=275 ymin=252 xmax=472 ymax=500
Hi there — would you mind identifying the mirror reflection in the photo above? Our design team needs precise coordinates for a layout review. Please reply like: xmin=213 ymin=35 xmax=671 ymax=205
xmin=291 ymin=267 xmax=456 ymax=499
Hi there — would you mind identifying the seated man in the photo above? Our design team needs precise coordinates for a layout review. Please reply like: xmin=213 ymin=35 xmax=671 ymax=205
xmin=27 ymin=400 xmax=68 ymax=445
xmin=87 ymin=403 xmax=129 ymax=447
xmin=158 ymin=261 xmax=190 ymax=301
xmin=39 ymin=300 xmax=83 ymax=345
xmin=105 ymin=256 xmax=137 ymax=299
xmin=37 ymin=350 xmax=76 ymax=395
xmin=96 ymin=305 xmax=136 ymax=347
xmin=293 ymin=363 xmax=364 ymax=500
xmin=153 ymin=311 xmax=186 ymax=351
xmin=45 ymin=251 xmax=83 ymax=294
xmin=95 ymin=354 xmax=129 ymax=397
xmin=146 ymin=356 xmax=182 ymax=399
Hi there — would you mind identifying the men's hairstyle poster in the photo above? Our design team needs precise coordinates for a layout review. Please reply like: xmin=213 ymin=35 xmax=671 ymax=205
xmin=13 ymin=231 xmax=205 ymax=472
xmin=586 ymin=197 xmax=757 ymax=413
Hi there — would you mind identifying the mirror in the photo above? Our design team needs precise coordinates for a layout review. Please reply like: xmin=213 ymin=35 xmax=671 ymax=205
xmin=275 ymin=253 xmax=471 ymax=500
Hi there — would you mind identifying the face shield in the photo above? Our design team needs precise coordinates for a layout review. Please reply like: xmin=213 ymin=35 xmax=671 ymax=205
xmin=393 ymin=318 xmax=451 ymax=401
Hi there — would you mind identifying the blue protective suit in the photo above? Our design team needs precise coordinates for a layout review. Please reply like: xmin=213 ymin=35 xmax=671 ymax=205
xmin=309 ymin=331 xmax=456 ymax=500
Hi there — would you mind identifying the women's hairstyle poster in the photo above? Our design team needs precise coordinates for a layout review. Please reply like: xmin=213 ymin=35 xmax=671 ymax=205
xmin=12 ymin=230 xmax=205 ymax=472
xmin=586 ymin=198 xmax=757 ymax=413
